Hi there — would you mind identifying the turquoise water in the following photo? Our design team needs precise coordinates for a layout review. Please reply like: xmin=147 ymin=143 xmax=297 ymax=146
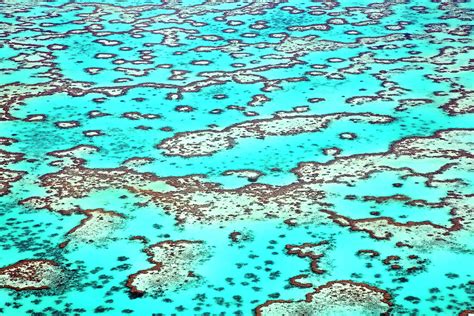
xmin=0 ymin=0 xmax=473 ymax=315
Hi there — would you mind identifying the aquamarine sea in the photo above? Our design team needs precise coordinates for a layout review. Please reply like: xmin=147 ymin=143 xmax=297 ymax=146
xmin=0 ymin=0 xmax=473 ymax=315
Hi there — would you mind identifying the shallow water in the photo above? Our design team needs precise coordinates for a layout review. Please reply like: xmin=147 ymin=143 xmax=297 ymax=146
xmin=0 ymin=0 xmax=473 ymax=315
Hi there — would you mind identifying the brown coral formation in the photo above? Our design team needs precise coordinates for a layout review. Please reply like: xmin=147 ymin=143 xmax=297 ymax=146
xmin=19 ymin=128 xmax=474 ymax=243
xmin=0 ymin=260 xmax=65 ymax=291
xmin=255 ymin=280 xmax=392 ymax=315
xmin=286 ymin=241 xmax=331 ymax=274
xmin=60 ymin=209 xmax=125 ymax=249
xmin=157 ymin=112 xmax=394 ymax=157
xmin=0 ymin=149 xmax=25 ymax=196
xmin=126 ymin=240 xmax=209 ymax=296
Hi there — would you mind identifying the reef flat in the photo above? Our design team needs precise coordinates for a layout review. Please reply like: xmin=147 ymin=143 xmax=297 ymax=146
xmin=0 ymin=0 xmax=473 ymax=315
